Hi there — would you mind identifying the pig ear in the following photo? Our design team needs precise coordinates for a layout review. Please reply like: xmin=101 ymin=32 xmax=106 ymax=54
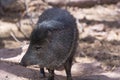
xmin=47 ymin=30 xmax=52 ymax=36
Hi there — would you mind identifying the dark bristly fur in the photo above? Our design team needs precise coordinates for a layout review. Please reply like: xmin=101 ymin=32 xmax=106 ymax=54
xmin=20 ymin=8 xmax=78 ymax=80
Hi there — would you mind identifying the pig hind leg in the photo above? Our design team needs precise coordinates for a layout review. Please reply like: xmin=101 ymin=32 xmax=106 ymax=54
xmin=47 ymin=68 xmax=54 ymax=80
xmin=64 ymin=57 xmax=73 ymax=80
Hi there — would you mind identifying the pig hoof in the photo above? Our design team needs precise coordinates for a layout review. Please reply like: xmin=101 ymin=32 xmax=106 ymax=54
xmin=40 ymin=73 xmax=46 ymax=78
xmin=67 ymin=77 xmax=72 ymax=80
xmin=48 ymin=77 xmax=54 ymax=80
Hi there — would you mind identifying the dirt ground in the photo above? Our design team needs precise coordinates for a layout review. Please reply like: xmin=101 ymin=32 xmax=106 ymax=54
xmin=0 ymin=44 xmax=120 ymax=80
xmin=0 ymin=1 xmax=120 ymax=80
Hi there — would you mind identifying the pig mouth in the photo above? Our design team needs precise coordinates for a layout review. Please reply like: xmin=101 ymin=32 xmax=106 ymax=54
xmin=19 ymin=61 xmax=27 ymax=67
xmin=19 ymin=59 xmax=39 ymax=67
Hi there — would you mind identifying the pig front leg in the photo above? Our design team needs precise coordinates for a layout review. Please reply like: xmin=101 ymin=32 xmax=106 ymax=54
xmin=40 ymin=68 xmax=46 ymax=78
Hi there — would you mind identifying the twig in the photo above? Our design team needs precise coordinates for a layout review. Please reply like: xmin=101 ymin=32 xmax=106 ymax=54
xmin=10 ymin=32 xmax=21 ymax=43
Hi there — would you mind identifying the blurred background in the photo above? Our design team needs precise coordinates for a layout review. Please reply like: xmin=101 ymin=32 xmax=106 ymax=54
xmin=0 ymin=0 xmax=120 ymax=80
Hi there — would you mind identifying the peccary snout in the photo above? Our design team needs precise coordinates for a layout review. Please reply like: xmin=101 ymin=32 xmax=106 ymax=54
xmin=19 ymin=60 xmax=27 ymax=67
xmin=20 ymin=48 xmax=39 ymax=67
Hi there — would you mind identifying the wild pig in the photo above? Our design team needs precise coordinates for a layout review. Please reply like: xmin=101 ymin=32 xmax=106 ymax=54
xmin=20 ymin=8 xmax=78 ymax=80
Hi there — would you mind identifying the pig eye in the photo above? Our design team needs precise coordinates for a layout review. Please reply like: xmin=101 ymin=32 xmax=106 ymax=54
xmin=35 ymin=46 xmax=41 ymax=50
